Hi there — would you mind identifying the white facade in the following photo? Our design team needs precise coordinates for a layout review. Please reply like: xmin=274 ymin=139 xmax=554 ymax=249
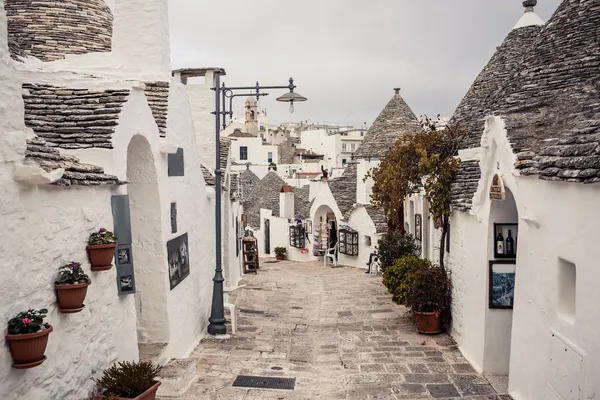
xmin=444 ymin=117 xmax=600 ymax=399
xmin=0 ymin=1 xmax=234 ymax=398
xmin=229 ymin=137 xmax=278 ymax=166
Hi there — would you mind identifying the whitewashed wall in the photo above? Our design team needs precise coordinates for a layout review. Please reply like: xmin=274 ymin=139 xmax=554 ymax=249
xmin=338 ymin=207 xmax=380 ymax=269
xmin=229 ymin=137 xmax=278 ymax=166
xmin=447 ymin=117 xmax=600 ymax=400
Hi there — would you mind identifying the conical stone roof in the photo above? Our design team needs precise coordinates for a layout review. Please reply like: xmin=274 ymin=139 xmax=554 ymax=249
xmin=242 ymin=171 xmax=286 ymax=229
xmin=354 ymin=89 xmax=421 ymax=159
xmin=240 ymin=167 xmax=260 ymax=200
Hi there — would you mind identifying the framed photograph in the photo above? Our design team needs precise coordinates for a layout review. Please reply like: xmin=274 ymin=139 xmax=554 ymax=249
xmin=489 ymin=260 xmax=516 ymax=309
xmin=167 ymin=233 xmax=190 ymax=290
xmin=117 ymin=247 xmax=131 ymax=266
xmin=305 ymin=220 xmax=313 ymax=234
xmin=119 ymin=276 xmax=134 ymax=293
xmin=415 ymin=214 xmax=422 ymax=241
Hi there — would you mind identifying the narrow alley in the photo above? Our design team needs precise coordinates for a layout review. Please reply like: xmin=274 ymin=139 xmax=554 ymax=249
xmin=182 ymin=260 xmax=509 ymax=400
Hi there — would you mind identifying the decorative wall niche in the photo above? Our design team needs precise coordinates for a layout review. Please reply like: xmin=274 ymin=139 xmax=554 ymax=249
xmin=558 ymin=258 xmax=576 ymax=323
xmin=168 ymin=148 xmax=185 ymax=176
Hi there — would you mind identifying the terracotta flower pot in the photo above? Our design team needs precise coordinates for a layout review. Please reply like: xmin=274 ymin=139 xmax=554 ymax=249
xmin=110 ymin=381 xmax=162 ymax=400
xmin=55 ymin=280 xmax=91 ymax=313
xmin=276 ymin=255 xmax=285 ymax=260
xmin=415 ymin=311 xmax=442 ymax=335
xmin=5 ymin=325 xmax=53 ymax=369
xmin=88 ymin=243 xmax=117 ymax=271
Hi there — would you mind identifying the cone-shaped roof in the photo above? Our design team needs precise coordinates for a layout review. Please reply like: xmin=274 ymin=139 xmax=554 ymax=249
xmin=496 ymin=0 xmax=600 ymax=182
xmin=242 ymin=171 xmax=286 ymax=229
xmin=354 ymin=89 xmax=421 ymax=159
xmin=240 ymin=167 xmax=260 ymax=200
xmin=452 ymin=5 xmax=544 ymax=149
xmin=328 ymin=164 xmax=357 ymax=216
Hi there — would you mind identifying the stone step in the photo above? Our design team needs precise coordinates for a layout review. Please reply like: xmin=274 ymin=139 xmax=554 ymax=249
xmin=138 ymin=342 xmax=168 ymax=364
xmin=156 ymin=359 xmax=197 ymax=399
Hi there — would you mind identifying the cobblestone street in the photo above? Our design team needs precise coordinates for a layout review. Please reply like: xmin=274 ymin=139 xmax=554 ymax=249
xmin=182 ymin=260 xmax=509 ymax=399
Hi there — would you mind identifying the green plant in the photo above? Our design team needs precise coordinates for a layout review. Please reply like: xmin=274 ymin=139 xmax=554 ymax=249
xmin=274 ymin=247 xmax=287 ymax=257
xmin=89 ymin=227 xmax=118 ymax=245
xmin=96 ymin=361 xmax=162 ymax=398
xmin=7 ymin=309 xmax=50 ymax=335
xmin=406 ymin=265 xmax=452 ymax=315
xmin=56 ymin=261 xmax=89 ymax=285
xmin=377 ymin=232 xmax=421 ymax=272
xmin=383 ymin=256 xmax=431 ymax=305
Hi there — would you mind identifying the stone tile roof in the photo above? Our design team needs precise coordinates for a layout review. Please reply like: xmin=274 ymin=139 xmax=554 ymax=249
xmin=201 ymin=164 xmax=215 ymax=187
xmin=328 ymin=165 xmax=357 ymax=216
xmin=229 ymin=131 xmax=255 ymax=138
xmin=452 ymin=0 xmax=600 ymax=211
xmin=230 ymin=172 xmax=240 ymax=200
xmin=364 ymin=205 xmax=389 ymax=234
xmin=450 ymin=10 xmax=542 ymax=211
xmin=293 ymin=185 xmax=312 ymax=220
xmin=240 ymin=167 xmax=260 ymax=200
xmin=242 ymin=171 xmax=286 ymax=229
xmin=25 ymin=137 xmax=121 ymax=186
xmin=22 ymin=84 xmax=129 ymax=150
xmin=451 ymin=160 xmax=482 ymax=212
xmin=220 ymin=138 xmax=231 ymax=172
xmin=354 ymin=89 xmax=421 ymax=159
xmin=5 ymin=0 xmax=113 ymax=62
xmin=144 ymin=82 xmax=169 ymax=138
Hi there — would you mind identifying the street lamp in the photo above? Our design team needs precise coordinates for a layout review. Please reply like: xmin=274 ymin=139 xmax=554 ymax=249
xmin=207 ymin=72 xmax=307 ymax=336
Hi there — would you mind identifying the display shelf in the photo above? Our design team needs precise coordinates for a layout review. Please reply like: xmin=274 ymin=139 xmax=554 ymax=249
xmin=493 ymin=222 xmax=518 ymax=259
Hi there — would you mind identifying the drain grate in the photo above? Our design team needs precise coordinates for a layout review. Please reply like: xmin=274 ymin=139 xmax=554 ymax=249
xmin=239 ymin=309 xmax=265 ymax=315
xmin=233 ymin=375 xmax=296 ymax=390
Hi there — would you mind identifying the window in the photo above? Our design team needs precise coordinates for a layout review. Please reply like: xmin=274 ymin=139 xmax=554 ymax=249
xmin=267 ymin=152 xmax=273 ymax=163
xmin=351 ymin=143 xmax=356 ymax=151
xmin=342 ymin=143 xmax=347 ymax=151
xmin=233 ymin=128 xmax=242 ymax=134
xmin=360 ymin=131 xmax=364 ymax=136
xmin=339 ymin=229 xmax=359 ymax=256
xmin=260 ymin=125 xmax=265 ymax=131
xmin=342 ymin=159 xmax=347 ymax=166
xmin=240 ymin=146 xmax=248 ymax=160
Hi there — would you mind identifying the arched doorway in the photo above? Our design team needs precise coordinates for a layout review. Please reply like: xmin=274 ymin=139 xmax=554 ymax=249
xmin=483 ymin=186 xmax=519 ymax=374
xmin=313 ymin=205 xmax=338 ymax=255
xmin=127 ymin=135 xmax=169 ymax=346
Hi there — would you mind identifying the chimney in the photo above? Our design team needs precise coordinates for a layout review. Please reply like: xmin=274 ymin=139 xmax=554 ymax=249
xmin=280 ymin=185 xmax=295 ymax=220
xmin=113 ymin=0 xmax=171 ymax=78
xmin=393 ymin=88 xmax=401 ymax=95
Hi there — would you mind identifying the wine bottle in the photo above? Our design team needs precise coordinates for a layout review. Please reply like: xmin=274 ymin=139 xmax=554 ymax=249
xmin=506 ymin=230 xmax=514 ymax=256
xmin=496 ymin=228 xmax=504 ymax=255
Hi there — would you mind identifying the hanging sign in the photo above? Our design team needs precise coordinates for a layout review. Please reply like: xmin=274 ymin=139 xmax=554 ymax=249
xmin=490 ymin=174 xmax=506 ymax=201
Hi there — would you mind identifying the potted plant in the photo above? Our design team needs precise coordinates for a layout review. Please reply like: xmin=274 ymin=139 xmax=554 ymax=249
xmin=406 ymin=265 xmax=452 ymax=335
xmin=96 ymin=361 xmax=162 ymax=399
xmin=5 ymin=308 xmax=52 ymax=369
xmin=274 ymin=247 xmax=287 ymax=260
xmin=55 ymin=261 xmax=91 ymax=313
xmin=87 ymin=228 xmax=118 ymax=271
xmin=382 ymin=255 xmax=430 ymax=306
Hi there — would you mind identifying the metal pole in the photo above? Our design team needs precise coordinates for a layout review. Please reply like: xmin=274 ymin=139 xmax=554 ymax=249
xmin=222 ymin=83 xmax=227 ymax=130
xmin=208 ymin=71 xmax=227 ymax=335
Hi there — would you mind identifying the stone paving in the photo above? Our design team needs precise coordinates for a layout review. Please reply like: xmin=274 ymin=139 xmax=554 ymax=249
xmin=181 ymin=260 xmax=510 ymax=400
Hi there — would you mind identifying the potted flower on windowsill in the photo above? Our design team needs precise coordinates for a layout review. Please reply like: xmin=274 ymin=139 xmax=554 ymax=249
xmin=55 ymin=262 xmax=91 ymax=313
xmin=274 ymin=247 xmax=287 ymax=261
xmin=406 ymin=265 xmax=452 ymax=335
xmin=96 ymin=361 xmax=162 ymax=400
xmin=5 ymin=309 xmax=52 ymax=369
xmin=87 ymin=228 xmax=118 ymax=271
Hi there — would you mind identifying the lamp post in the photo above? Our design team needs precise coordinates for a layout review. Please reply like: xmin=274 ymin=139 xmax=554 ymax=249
xmin=208 ymin=73 xmax=307 ymax=335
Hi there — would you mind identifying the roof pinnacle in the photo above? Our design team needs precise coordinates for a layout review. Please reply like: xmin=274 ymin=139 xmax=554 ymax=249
xmin=523 ymin=0 xmax=537 ymax=12
xmin=393 ymin=88 xmax=401 ymax=95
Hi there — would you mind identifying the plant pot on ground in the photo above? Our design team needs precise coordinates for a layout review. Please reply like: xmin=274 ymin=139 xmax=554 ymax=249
xmin=87 ymin=228 xmax=118 ymax=271
xmin=96 ymin=361 xmax=163 ymax=400
xmin=5 ymin=309 xmax=52 ymax=369
xmin=406 ymin=264 xmax=452 ymax=335
xmin=274 ymin=247 xmax=287 ymax=260
xmin=55 ymin=261 xmax=91 ymax=313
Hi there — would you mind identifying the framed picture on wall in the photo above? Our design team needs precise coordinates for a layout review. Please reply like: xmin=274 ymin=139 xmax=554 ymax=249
xmin=489 ymin=260 xmax=516 ymax=309
xmin=167 ymin=233 xmax=190 ymax=290
xmin=415 ymin=214 xmax=422 ymax=241
xmin=305 ymin=220 xmax=313 ymax=234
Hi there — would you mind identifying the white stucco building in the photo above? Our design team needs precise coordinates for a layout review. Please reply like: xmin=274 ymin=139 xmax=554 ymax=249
xmin=0 ymin=1 xmax=241 ymax=398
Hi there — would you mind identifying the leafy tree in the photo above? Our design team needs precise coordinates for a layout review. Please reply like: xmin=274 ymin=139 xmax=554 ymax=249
xmin=371 ymin=116 xmax=465 ymax=266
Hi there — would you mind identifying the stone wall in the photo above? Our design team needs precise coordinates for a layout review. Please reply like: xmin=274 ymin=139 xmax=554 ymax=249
xmin=5 ymin=0 xmax=113 ymax=61
xmin=22 ymin=83 xmax=129 ymax=150
xmin=144 ymin=82 xmax=169 ymax=138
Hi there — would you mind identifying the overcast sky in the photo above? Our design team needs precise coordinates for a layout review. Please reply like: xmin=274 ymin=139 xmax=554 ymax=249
xmin=164 ymin=1 xmax=561 ymax=128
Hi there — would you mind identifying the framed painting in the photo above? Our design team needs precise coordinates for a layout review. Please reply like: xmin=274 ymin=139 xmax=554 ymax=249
xmin=167 ymin=233 xmax=190 ymax=290
xmin=489 ymin=260 xmax=516 ymax=309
